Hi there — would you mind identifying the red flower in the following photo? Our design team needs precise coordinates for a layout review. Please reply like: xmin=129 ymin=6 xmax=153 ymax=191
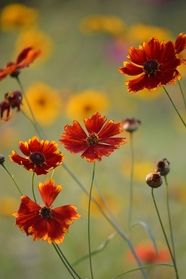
xmin=0 ymin=47 xmax=41 ymax=81
xmin=10 ymin=136 xmax=64 ymax=175
xmin=118 ymin=36 xmax=183 ymax=93
xmin=59 ymin=112 xmax=125 ymax=162
xmin=13 ymin=178 xmax=80 ymax=244
xmin=0 ymin=91 xmax=22 ymax=121
xmin=128 ymin=243 xmax=170 ymax=264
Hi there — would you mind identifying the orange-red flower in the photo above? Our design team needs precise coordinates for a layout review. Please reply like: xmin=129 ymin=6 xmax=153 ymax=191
xmin=128 ymin=243 xmax=170 ymax=264
xmin=118 ymin=36 xmax=184 ymax=93
xmin=59 ymin=112 xmax=125 ymax=162
xmin=0 ymin=47 xmax=41 ymax=81
xmin=10 ymin=136 xmax=64 ymax=175
xmin=13 ymin=178 xmax=80 ymax=244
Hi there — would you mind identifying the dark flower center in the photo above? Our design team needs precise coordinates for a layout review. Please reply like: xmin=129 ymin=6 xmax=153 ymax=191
xmin=86 ymin=133 xmax=99 ymax=146
xmin=29 ymin=151 xmax=46 ymax=166
xmin=143 ymin=59 xmax=159 ymax=76
xmin=39 ymin=206 xmax=52 ymax=219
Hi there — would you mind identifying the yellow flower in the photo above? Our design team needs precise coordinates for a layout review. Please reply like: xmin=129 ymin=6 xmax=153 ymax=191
xmin=23 ymin=82 xmax=62 ymax=126
xmin=128 ymin=23 xmax=173 ymax=43
xmin=0 ymin=197 xmax=18 ymax=216
xmin=79 ymin=15 xmax=126 ymax=36
xmin=14 ymin=28 xmax=53 ymax=61
xmin=65 ymin=89 xmax=110 ymax=120
xmin=0 ymin=3 xmax=38 ymax=31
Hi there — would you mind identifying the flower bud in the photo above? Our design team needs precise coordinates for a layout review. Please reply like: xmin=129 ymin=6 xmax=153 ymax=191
xmin=155 ymin=158 xmax=170 ymax=176
xmin=122 ymin=117 xmax=141 ymax=133
xmin=146 ymin=172 xmax=163 ymax=188
xmin=0 ymin=154 xmax=5 ymax=164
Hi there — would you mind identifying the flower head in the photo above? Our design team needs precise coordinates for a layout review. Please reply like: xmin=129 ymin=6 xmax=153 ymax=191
xmin=118 ymin=36 xmax=183 ymax=93
xmin=59 ymin=112 xmax=125 ymax=162
xmin=155 ymin=158 xmax=170 ymax=176
xmin=122 ymin=117 xmax=141 ymax=132
xmin=0 ymin=91 xmax=22 ymax=121
xmin=128 ymin=243 xmax=170 ymax=264
xmin=146 ymin=172 xmax=163 ymax=188
xmin=0 ymin=47 xmax=41 ymax=81
xmin=13 ymin=178 xmax=80 ymax=244
xmin=10 ymin=136 xmax=64 ymax=175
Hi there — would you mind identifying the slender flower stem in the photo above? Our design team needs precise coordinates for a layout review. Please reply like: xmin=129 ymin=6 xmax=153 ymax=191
xmin=151 ymin=188 xmax=179 ymax=279
xmin=88 ymin=162 xmax=96 ymax=279
xmin=1 ymin=163 xmax=23 ymax=195
xmin=52 ymin=243 xmax=77 ymax=279
xmin=63 ymin=163 xmax=149 ymax=279
xmin=53 ymin=243 xmax=82 ymax=279
xmin=128 ymin=132 xmax=134 ymax=231
xmin=32 ymin=173 xmax=37 ymax=202
xmin=177 ymin=79 xmax=186 ymax=109
xmin=163 ymin=86 xmax=186 ymax=127
xmin=164 ymin=175 xmax=179 ymax=277
xmin=16 ymin=76 xmax=46 ymax=139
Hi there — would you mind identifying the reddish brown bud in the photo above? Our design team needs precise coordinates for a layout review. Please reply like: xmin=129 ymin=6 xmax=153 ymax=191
xmin=155 ymin=158 xmax=170 ymax=176
xmin=146 ymin=172 xmax=163 ymax=188
xmin=122 ymin=117 xmax=141 ymax=133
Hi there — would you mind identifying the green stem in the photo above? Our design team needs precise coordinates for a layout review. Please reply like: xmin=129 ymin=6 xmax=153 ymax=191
xmin=32 ymin=173 xmax=37 ymax=202
xmin=54 ymin=243 xmax=82 ymax=279
xmin=177 ymin=79 xmax=186 ymax=109
xmin=62 ymin=163 xmax=149 ymax=279
xmin=52 ymin=243 xmax=77 ymax=279
xmin=163 ymin=86 xmax=186 ymax=127
xmin=128 ymin=132 xmax=134 ymax=231
xmin=16 ymin=76 xmax=45 ymax=139
xmin=164 ymin=175 xmax=179 ymax=278
xmin=151 ymin=188 xmax=179 ymax=279
xmin=88 ymin=162 xmax=96 ymax=279
xmin=1 ymin=163 xmax=23 ymax=196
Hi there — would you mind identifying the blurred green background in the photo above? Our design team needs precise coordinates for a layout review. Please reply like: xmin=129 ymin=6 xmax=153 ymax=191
xmin=0 ymin=0 xmax=186 ymax=278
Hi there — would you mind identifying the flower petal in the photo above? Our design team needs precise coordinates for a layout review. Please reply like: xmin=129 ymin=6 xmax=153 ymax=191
xmin=84 ymin=112 xmax=107 ymax=134
xmin=38 ymin=178 xmax=62 ymax=207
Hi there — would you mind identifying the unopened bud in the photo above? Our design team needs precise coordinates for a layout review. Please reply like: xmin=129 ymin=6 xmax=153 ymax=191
xmin=155 ymin=158 xmax=170 ymax=176
xmin=146 ymin=172 xmax=163 ymax=188
xmin=122 ymin=117 xmax=141 ymax=133
xmin=0 ymin=154 xmax=5 ymax=164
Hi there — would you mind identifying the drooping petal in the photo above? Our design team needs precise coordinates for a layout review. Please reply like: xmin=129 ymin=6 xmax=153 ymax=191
xmin=38 ymin=178 xmax=62 ymax=207
xmin=118 ymin=62 xmax=143 ymax=76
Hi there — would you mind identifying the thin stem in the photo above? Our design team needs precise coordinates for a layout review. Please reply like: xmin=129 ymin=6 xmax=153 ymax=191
xmin=177 ymin=79 xmax=186 ymax=109
xmin=151 ymin=188 xmax=179 ymax=279
xmin=52 ymin=243 xmax=77 ymax=279
xmin=164 ymin=175 xmax=179 ymax=277
xmin=54 ymin=243 xmax=82 ymax=279
xmin=88 ymin=162 xmax=96 ymax=279
xmin=163 ymin=86 xmax=186 ymax=127
xmin=128 ymin=132 xmax=134 ymax=230
xmin=1 ymin=163 xmax=23 ymax=195
xmin=16 ymin=76 xmax=46 ymax=139
xmin=62 ymin=163 xmax=149 ymax=279
xmin=31 ymin=173 xmax=37 ymax=202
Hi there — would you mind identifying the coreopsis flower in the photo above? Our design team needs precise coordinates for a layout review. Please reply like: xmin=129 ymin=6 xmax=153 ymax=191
xmin=10 ymin=136 xmax=64 ymax=175
xmin=0 ymin=47 xmax=41 ymax=81
xmin=128 ymin=243 xmax=170 ymax=264
xmin=66 ymin=90 xmax=109 ymax=120
xmin=155 ymin=158 xmax=170 ymax=176
xmin=0 ymin=3 xmax=38 ymax=31
xmin=13 ymin=178 xmax=80 ymax=244
xmin=118 ymin=36 xmax=183 ymax=93
xmin=146 ymin=172 xmax=163 ymax=188
xmin=122 ymin=117 xmax=141 ymax=132
xmin=0 ymin=91 xmax=22 ymax=121
xmin=59 ymin=112 xmax=125 ymax=162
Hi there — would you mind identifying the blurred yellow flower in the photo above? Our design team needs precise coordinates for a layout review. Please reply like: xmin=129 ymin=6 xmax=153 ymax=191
xmin=128 ymin=23 xmax=173 ymax=43
xmin=0 ymin=3 xmax=38 ymax=31
xmin=14 ymin=28 xmax=53 ymax=61
xmin=0 ymin=197 xmax=18 ymax=216
xmin=79 ymin=14 xmax=126 ymax=37
xmin=23 ymin=82 xmax=62 ymax=126
xmin=66 ymin=89 xmax=110 ymax=120
xmin=80 ymin=189 xmax=123 ymax=218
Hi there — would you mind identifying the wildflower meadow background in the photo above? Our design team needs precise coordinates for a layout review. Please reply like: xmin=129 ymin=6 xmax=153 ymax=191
xmin=0 ymin=0 xmax=186 ymax=279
